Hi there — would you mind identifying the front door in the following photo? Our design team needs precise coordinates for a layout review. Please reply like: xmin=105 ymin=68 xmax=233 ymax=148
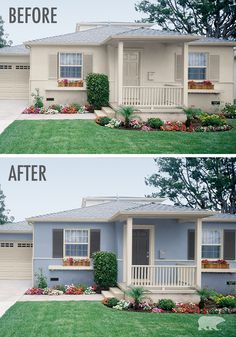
xmin=132 ymin=229 xmax=149 ymax=265
xmin=123 ymin=52 xmax=140 ymax=86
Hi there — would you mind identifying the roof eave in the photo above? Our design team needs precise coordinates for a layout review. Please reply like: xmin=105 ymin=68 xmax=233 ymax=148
xmin=27 ymin=217 xmax=110 ymax=223
xmin=203 ymin=217 xmax=236 ymax=222
xmin=0 ymin=230 xmax=32 ymax=234
xmin=190 ymin=42 xmax=236 ymax=47
xmin=109 ymin=35 xmax=200 ymax=43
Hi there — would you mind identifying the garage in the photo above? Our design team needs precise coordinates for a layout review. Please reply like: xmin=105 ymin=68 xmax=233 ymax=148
xmin=0 ymin=63 xmax=30 ymax=100
xmin=0 ymin=241 xmax=32 ymax=280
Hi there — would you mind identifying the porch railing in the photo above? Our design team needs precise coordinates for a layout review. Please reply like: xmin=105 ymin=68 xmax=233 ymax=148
xmin=131 ymin=265 xmax=196 ymax=288
xmin=122 ymin=86 xmax=183 ymax=108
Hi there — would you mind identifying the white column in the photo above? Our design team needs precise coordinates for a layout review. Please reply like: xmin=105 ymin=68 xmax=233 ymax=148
xmin=182 ymin=42 xmax=189 ymax=107
xmin=195 ymin=218 xmax=202 ymax=289
xmin=118 ymin=41 xmax=124 ymax=105
xmin=126 ymin=217 xmax=133 ymax=286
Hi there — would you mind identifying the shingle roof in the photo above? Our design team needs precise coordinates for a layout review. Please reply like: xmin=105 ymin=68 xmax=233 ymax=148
xmin=28 ymin=200 xmax=213 ymax=222
xmin=115 ymin=27 xmax=184 ymax=37
xmin=190 ymin=36 xmax=236 ymax=45
xmin=0 ymin=221 xmax=32 ymax=232
xmin=0 ymin=44 xmax=29 ymax=55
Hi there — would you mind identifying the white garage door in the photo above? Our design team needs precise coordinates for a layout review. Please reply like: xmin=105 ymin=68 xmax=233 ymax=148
xmin=0 ymin=63 xmax=30 ymax=99
xmin=0 ymin=241 xmax=32 ymax=280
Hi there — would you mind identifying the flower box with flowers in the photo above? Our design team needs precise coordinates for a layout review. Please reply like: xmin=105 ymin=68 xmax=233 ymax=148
xmin=63 ymin=257 xmax=90 ymax=267
xmin=57 ymin=79 xmax=84 ymax=88
xmin=201 ymin=259 xmax=229 ymax=269
xmin=188 ymin=81 xmax=214 ymax=90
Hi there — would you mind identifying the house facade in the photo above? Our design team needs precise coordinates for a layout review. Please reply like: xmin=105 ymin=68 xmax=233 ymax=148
xmin=0 ymin=22 xmax=235 ymax=112
xmin=0 ymin=197 xmax=235 ymax=296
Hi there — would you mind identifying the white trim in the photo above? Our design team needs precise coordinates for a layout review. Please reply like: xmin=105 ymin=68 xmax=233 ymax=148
xmin=195 ymin=219 xmax=202 ymax=288
xmin=48 ymin=265 xmax=93 ymax=271
xmin=118 ymin=41 xmax=124 ymax=105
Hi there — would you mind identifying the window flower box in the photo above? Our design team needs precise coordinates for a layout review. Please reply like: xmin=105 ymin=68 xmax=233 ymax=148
xmin=57 ymin=79 xmax=84 ymax=88
xmin=201 ymin=259 xmax=229 ymax=269
xmin=63 ymin=257 xmax=90 ymax=267
xmin=188 ymin=81 xmax=214 ymax=90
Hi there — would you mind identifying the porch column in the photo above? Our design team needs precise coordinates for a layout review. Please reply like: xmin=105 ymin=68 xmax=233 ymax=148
xmin=118 ymin=41 xmax=124 ymax=105
xmin=195 ymin=218 xmax=202 ymax=289
xmin=182 ymin=43 xmax=189 ymax=107
xmin=126 ymin=217 xmax=133 ymax=286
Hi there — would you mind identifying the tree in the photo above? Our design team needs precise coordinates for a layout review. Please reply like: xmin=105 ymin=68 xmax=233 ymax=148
xmin=145 ymin=158 xmax=236 ymax=214
xmin=0 ymin=16 xmax=12 ymax=48
xmin=135 ymin=0 xmax=236 ymax=39
xmin=0 ymin=186 xmax=12 ymax=224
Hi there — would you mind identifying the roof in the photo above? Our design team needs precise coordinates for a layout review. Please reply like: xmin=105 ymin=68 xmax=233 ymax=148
xmin=190 ymin=36 xmax=236 ymax=46
xmin=0 ymin=221 xmax=32 ymax=232
xmin=204 ymin=213 xmax=236 ymax=222
xmin=0 ymin=44 xmax=29 ymax=55
xmin=27 ymin=200 xmax=213 ymax=222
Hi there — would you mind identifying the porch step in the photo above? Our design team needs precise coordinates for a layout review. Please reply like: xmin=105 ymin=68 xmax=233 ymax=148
xmin=102 ymin=107 xmax=116 ymax=118
xmin=94 ymin=110 xmax=107 ymax=118
xmin=109 ymin=287 xmax=124 ymax=300
xmin=101 ymin=290 xmax=113 ymax=299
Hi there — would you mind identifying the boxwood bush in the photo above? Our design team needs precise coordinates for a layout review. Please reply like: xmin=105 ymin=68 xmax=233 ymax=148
xmin=93 ymin=251 xmax=117 ymax=290
xmin=146 ymin=118 xmax=164 ymax=129
xmin=158 ymin=299 xmax=176 ymax=311
xmin=86 ymin=73 xmax=109 ymax=109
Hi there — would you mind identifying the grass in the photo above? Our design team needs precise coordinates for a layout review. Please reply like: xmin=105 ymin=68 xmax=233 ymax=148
xmin=0 ymin=302 xmax=235 ymax=337
xmin=0 ymin=119 xmax=235 ymax=154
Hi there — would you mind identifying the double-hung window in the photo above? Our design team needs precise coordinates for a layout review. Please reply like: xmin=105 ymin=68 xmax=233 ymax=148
xmin=59 ymin=53 xmax=83 ymax=79
xmin=64 ymin=229 xmax=88 ymax=257
xmin=202 ymin=229 xmax=221 ymax=259
xmin=188 ymin=52 xmax=207 ymax=80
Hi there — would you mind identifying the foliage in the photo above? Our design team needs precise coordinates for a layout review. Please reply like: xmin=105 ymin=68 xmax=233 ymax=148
xmin=48 ymin=104 xmax=62 ymax=112
xmin=126 ymin=286 xmax=147 ymax=310
xmin=160 ymin=121 xmax=187 ymax=132
xmin=158 ymin=299 xmax=176 ymax=311
xmin=172 ymin=303 xmax=200 ymax=314
xmin=197 ymin=288 xmax=218 ymax=309
xmin=31 ymin=89 xmax=44 ymax=108
xmin=183 ymin=108 xmax=202 ymax=121
xmin=147 ymin=118 xmax=164 ymax=129
xmin=23 ymin=104 xmax=87 ymax=114
xmin=65 ymin=284 xmax=84 ymax=295
xmin=222 ymin=104 xmax=236 ymax=119
xmin=135 ymin=0 xmax=236 ymax=39
xmin=104 ymin=297 xmax=120 ymax=308
xmin=113 ymin=299 xmax=131 ymax=310
xmin=209 ymin=307 xmax=231 ymax=314
xmin=93 ymin=251 xmax=117 ymax=289
xmin=84 ymin=286 xmax=96 ymax=295
xmin=96 ymin=116 xmax=111 ymax=126
xmin=0 ymin=16 xmax=12 ymax=48
xmin=117 ymin=106 xmax=139 ymax=128
xmin=214 ymin=295 xmax=236 ymax=308
xmin=105 ymin=118 xmax=122 ymax=129
xmin=199 ymin=113 xmax=227 ymax=127
xmin=34 ymin=269 xmax=48 ymax=289
xmin=145 ymin=157 xmax=236 ymax=213
xmin=86 ymin=73 xmax=109 ymax=109
xmin=129 ymin=119 xmax=143 ymax=129
xmin=0 ymin=186 xmax=12 ymax=224
xmin=194 ymin=125 xmax=232 ymax=132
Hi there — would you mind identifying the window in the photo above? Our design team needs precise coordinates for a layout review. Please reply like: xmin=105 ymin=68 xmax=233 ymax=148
xmin=188 ymin=53 xmax=207 ymax=80
xmin=64 ymin=229 xmax=88 ymax=257
xmin=202 ymin=229 xmax=221 ymax=259
xmin=16 ymin=65 xmax=30 ymax=70
xmin=0 ymin=242 xmax=14 ymax=248
xmin=59 ymin=53 xmax=83 ymax=79
xmin=0 ymin=64 xmax=12 ymax=70
xmin=17 ymin=242 xmax=33 ymax=248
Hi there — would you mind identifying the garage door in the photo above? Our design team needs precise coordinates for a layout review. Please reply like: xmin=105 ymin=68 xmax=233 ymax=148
xmin=0 ymin=63 xmax=30 ymax=99
xmin=0 ymin=241 xmax=32 ymax=279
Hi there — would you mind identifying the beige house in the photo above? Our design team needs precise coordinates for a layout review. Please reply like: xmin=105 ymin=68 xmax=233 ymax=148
xmin=0 ymin=22 xmax=235 ymax=112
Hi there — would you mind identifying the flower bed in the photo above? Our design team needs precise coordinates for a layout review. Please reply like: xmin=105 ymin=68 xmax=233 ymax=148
xmin=25 ymin=284 xmax=97 ymax=296
xmin=22 ymin=104 xmax=94 ymax=115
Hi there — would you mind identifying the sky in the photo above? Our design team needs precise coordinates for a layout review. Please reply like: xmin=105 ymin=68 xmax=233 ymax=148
xmin=1 ymin=0 xmax=145 ymax=45
xmin=0 ymin=157 xmax=158 ymax=221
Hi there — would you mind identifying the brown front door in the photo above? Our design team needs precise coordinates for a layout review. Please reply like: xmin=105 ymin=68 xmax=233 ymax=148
xmin=132 ymin=229 xmax=149 ymax=265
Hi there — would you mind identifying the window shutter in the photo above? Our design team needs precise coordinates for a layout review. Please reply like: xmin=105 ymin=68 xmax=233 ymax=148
xmin=83 ymin=54 xmax=93 ymax=80
xmin=224 ymin=230 xmax=235 ymax=260
xmin=175 ymin=54 xmax=183 ymax=81
xmin=90 ymin=229 xmax=100 ymax=257
xmin=48 ymin=54 xmax=58 ymax=79
xmin=188 ymin=229 xmax=195 ymax=260
xmin=52 ymin=229 xmax=63 ymax=258
xmin=209 ymin=55 xmax=220 ymax=82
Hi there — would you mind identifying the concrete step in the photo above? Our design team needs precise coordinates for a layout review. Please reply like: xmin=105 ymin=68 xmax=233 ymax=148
xmin=109 ymin=287 xmax=124 ymax=300
xmin=94 ymin=110 xmax=107 ymax=118
xmin=101 ymin=290 xmax=113 ymax=299
xmin=102 ymin=107 xmax=116 ymax=118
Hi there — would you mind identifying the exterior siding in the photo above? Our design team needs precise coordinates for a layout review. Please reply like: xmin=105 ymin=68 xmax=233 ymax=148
xmin=0 ymin=233 xmax=32 ymax=241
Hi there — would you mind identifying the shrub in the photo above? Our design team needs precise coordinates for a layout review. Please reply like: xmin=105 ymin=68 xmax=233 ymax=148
xmin=222 ymin=103 xmax=236 ymax=119
xmin=49 ymin=104 xmax=62 ymax=112
xmin=126 ymin=286 xmax=147 ymax=310
xmin=158 ymin=299 xmax=176 ymax=311
xmin=197 ymin=288 xmax=218 ymax=309
xmin=96 ymin=116 xmax=111 ymax=126
xmin=105 ymin=297 xmax=119 ymax=308
xmin=86 ymin=73 xmax=109 ymax=109
xmin=31 ymin=88 xmax=44 ymax=108
xmin=146 ymin=118 xmax=164 ymax=129
xmin=93 ymin=251 xmax=117 ymax=290
xmin=199 ymin=113 xmax=226 ymax=127
xmin=217 ymin=296 xmax=236 ymax=308
xmin=35 ymin=268 xmax=47 ymax=289
xmin=183 ymin=107 xmax=202 ymax=121
xmin=117 ymin=106 xmax=139 ymax=128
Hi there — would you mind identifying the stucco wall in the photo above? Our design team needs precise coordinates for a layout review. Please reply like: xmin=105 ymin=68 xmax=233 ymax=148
xmin=0 ymin=233 xmax=32 ymax=241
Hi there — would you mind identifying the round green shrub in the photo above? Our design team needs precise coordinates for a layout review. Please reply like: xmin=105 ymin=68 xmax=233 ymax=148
xmin=86 ymin=73 xmax=109 ymax=109
xmin=158 ymin=299 xmax=176 ymax=311
xmin=218 ymin=296 xmax=236 ymax=308
xmin=97 ymin=117 xmax=111 ymax=126
xmin=146 ymin=118 xmax=164 ymax=129
xmin=107 ymin=297 xmax=119 ymax=308
xmin=93 ymin=251 xmax=117 ymax=290
xmin=199 ymin=113 xmax=226 ymax=127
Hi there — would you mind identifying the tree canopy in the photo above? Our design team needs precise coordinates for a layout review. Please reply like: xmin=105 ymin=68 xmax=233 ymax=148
xmin=0 ymin=16 xmax=12 ymax=48
xmin=0 ymin=186 xmax=13 ymax=224
xmin=145 ymin=158 xmax=236 ymax=214
xmin=135 ymin=0 xmax=236 ymax=39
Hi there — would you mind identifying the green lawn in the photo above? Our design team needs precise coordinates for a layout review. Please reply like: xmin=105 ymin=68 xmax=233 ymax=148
xmin=0 ymin=302 xmax=235 ymax=337
xmin=0 ymin=119 xmax=235 ymax=154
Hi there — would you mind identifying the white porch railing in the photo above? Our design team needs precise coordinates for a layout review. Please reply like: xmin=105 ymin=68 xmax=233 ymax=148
xmin=131 ymin=265 xmax=196 ymax=288
xmin=122 ymin=86 xmax=183 ymax=107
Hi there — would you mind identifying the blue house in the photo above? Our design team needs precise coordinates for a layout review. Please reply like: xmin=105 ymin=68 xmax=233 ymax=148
xmin=0 ymin=197 xmax=235 ymax=299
